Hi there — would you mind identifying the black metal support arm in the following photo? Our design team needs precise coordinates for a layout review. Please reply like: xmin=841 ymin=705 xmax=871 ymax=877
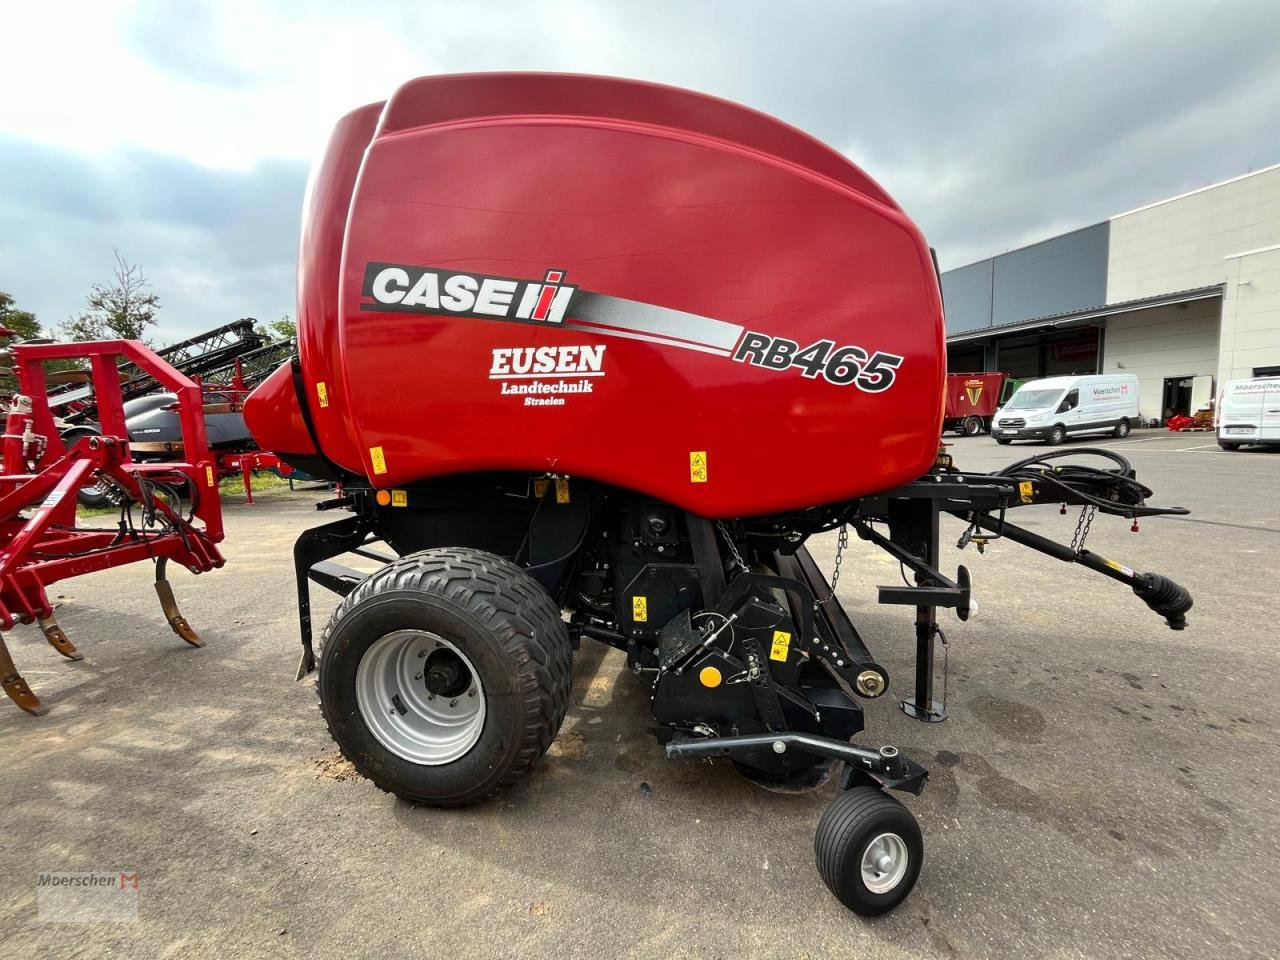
xmin=956 ymin=511 xmax=1193 ymax=629
xmin=665 ymin=731 xmax=928 ymax=794
xmin=291 ymin=513 xmax=374 ymax=678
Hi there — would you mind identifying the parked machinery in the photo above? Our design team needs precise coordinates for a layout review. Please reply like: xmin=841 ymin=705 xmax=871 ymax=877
xmin=0 ymin=339 xmax=225 ymax=716
xmin=244 ymin=74 xmax=1193 ymax=916
xmin=942 ymin=371 xmax=1021 ymax=435
xmin=45 ymin=324 xmax=295 ymax=505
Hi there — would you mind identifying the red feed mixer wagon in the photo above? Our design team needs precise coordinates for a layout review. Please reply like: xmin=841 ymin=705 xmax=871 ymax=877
xmin=942 ymin=371 xmax=1019 ymax=436
xmin=244 ymin=73 xmax=1194 ymax=915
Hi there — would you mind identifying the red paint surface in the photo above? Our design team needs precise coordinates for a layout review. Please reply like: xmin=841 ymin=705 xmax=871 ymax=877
xmin=943 ymin=372 xmax=1007 ymax=420
xmin=246 ymin=74 xmax=946 ymax=517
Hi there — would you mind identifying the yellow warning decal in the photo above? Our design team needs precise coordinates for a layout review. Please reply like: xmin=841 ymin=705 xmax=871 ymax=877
xmin=1102 ymin=558 xmax=1135 ymax=577
xmin=205 ymin=465 xmax=215 ymax=487
xmin=533 ymin=478 xmax=549 ymax=498
xmin=690 ymin=451 xmax=707 ymax=483
xmin=770 ymin=630 xmax=792 ymax=662
xmin=1019 ymin=480 xmax=1034 ymax=503
xmin=316 ymin=381 xmax=330 ymax=408
xmin=369 ymin=446 xmax=387 ymax=475
xmin=632 ymin=596 xmax=648 ymax=623
xmin=555 ymin=477 xmax=570 ymax=504
xmin=391 ymin=489 xmax=408 ymax=507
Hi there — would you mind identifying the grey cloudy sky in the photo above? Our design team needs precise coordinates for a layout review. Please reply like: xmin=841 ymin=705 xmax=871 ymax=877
xmin=3 ymin=0 xmax=1280 ymax=341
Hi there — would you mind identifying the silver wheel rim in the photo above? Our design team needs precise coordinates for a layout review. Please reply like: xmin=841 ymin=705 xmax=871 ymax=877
xmin=861 ymin=832 xmax=909 ymax=894
xmin=355 ymin=630 xmax=485 ymax=765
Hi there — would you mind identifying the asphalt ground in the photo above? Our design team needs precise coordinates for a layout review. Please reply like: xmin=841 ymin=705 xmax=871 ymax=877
xmin=1 ymin=430 xmax=1277 ymax=959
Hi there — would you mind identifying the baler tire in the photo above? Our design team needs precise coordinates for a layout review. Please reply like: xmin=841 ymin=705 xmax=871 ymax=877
xmin=815 ymin=786 xmax=922 ymax=916
xmin=316 ymin=547 xmax=573 ymax=807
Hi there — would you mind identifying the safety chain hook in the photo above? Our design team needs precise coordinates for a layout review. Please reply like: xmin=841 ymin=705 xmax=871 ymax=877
xmin=819 ymin=524 xmax=849 ymax=604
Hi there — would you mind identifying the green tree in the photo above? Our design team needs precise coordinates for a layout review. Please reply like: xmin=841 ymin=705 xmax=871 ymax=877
xmin=0 ymin=290 xmax=42 ymax=340
xmin=269 ymin=315 xmax=296 ymax=341
xmin=256 ymin=315 xmax=296 ymax=342
xmin=61 ymin=251 xmax=160 ymax=343
xmin=0 ymin=291 xmax=45 ymax=396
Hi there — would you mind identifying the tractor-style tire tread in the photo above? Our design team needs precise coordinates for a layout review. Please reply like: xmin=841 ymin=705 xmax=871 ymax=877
xmin=317 ymin=547 xmax=572 ymax=806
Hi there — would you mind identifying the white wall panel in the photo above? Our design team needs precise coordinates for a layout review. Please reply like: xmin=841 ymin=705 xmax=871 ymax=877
xmin=1107 ymin=165 xmax=1280 ymax=304
xmin=1220 ymin=246 xmax=1280 ymax=384
xmin=1101 ymin=300 xmax=1220 ymax=419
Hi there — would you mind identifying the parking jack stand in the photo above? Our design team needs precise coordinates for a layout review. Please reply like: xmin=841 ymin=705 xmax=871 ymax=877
xmin=899 ymin=499 xmax=947 ymax=723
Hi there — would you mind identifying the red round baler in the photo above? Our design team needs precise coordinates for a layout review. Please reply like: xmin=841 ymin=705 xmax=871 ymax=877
xmin=246 ymin=74 xmax=1193 ymax=917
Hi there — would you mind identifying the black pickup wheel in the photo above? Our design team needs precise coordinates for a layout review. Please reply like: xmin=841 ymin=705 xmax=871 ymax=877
xmin=815 ymin=786 xmax=923 ymax=915
xmin=732 ymin=757 xmax=836 ymax=794
xmin=317 ymin=547 xmax=573 ymax=806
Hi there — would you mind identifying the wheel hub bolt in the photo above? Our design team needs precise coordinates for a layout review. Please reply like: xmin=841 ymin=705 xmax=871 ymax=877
xmin=450 ymin=699 xmax=458 ymax=707
xmin=876 ymin=854 xmax=893 ymax=873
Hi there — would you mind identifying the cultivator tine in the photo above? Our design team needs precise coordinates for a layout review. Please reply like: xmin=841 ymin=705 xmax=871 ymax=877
xmin=38 ymin=614 xmax=83 ymax=661
xmin=154 ymin=558 xmax=203 ymax=648
xmin=0 ymin=633 xmax=47 ymax=716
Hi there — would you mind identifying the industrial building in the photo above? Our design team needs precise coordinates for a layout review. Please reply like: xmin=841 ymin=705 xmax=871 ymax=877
xmin=943 ymin=163 xmax=1280 ymax=422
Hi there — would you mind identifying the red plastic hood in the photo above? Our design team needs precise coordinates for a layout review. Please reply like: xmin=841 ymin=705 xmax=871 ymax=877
xmin=243 ymin=361 xmax=315 ymax=457
xmin=270 ymin=73 xmax=946 ymax=516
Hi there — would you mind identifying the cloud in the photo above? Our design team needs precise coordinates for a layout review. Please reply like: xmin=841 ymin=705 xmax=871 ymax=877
xmin=1 ymin=0 xmax=1278 ymax=339
xmin=0 ymin=134 xmax=305 ymax=339
xmin=122 ymin=0 xmax=257 ymax=89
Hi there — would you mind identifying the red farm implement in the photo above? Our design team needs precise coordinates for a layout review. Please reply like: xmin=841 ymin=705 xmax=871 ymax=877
xmin=0 ymin=339 xmax=224 ymax=715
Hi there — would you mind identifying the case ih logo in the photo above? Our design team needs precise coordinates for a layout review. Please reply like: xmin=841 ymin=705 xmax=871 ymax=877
xmin=362 ymin=262 xmax=577 ymax=325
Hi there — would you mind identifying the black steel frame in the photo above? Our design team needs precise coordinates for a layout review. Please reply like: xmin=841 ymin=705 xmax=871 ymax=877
xmin=286 ymin=447 xmax=1193 ymax=796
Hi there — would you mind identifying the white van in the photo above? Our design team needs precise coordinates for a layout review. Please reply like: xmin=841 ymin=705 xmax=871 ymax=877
xmin=991 ymin=374 xmax=1140 ymax=445
xmin=1217 ymin=377 xmax=1280 ymax=450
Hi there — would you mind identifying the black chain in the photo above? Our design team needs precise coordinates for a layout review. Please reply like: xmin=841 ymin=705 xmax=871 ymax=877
xmin=716 ymin=520 xmax=747 ymax=573
xmin=819 ymin=524 xmax=849 ymax=604
xmin=1071 ymin=505 xmax=1097 ymax=553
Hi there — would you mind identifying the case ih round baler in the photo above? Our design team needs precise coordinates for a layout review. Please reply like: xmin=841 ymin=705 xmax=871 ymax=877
xmin=244 ymin=74 xmax=1193 ymax=915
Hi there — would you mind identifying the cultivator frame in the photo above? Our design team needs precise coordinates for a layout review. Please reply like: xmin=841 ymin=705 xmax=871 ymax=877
xmin=0 ymin=339 xmax=224 ymax=715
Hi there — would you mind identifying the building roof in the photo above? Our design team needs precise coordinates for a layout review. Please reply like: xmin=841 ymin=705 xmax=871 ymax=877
xmin=946 ymin=285 xmax=1223 ymax=344
xmin=1112 ymin=162 xmax=1280 ymax=219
